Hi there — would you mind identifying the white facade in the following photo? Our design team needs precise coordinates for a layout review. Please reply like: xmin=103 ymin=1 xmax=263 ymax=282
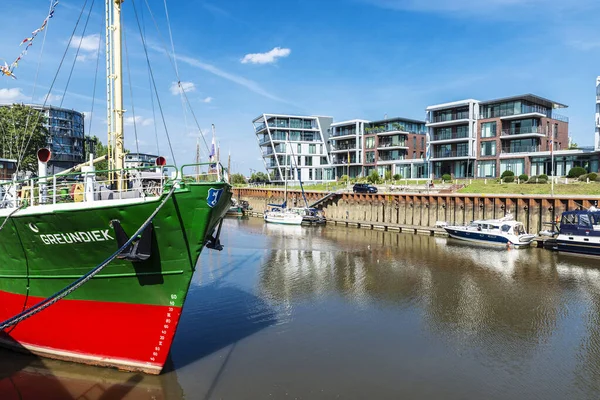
xmin=253 ymin=114 xmax=334 ymax=183
xmin=595 ymin=76 xmax=600 ymax=151
xmin=329 ymin=119 xmax=368 ymax=178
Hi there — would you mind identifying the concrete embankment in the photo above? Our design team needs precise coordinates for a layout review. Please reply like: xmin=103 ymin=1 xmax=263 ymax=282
xmin=233 ymin=188 xmax=599 ymax=236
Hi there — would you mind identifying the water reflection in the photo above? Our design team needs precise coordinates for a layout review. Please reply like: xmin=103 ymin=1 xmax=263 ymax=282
xmin=0 ymin=347 xmax=182 ymax=399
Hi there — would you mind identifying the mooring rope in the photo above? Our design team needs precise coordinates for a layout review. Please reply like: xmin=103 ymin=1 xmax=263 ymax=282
xmin=0 ymin=203 xmax=25 ymax=233
xmin=0 ymin=184 xmax=177 ymax=330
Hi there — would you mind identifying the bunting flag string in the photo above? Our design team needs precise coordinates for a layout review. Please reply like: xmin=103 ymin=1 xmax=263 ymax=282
xmin=1 ymin=1 xmax=59 ymax=80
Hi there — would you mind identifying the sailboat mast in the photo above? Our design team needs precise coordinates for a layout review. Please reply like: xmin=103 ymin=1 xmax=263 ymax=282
xmin=107 ymin=0 xmax=125 ymax=190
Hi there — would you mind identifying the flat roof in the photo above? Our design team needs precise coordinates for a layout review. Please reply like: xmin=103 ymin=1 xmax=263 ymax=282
xmin=253 ymin=113 xmax=333 ymax=122
xmin=331 ymin=119 xmax=371 ymax=127
xmin=480 ymin=94 xmax=568 ymax=109
xmin=369 ymin=116 xmax=426 ymax=125
xmin=426 ymin=99 xmax=479 ymax=111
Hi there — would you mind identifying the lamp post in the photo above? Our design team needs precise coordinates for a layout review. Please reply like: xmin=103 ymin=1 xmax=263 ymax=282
xmin=550 ymin=139 xmax=554 ymax=196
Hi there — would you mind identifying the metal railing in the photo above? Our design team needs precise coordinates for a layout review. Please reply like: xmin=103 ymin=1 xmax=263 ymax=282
xmin=331 ymin=129 xmax=357 ymax=137
xmin=0 ymin=163 xmax=228 ymax=210
xmin=377 ymin=141 xmax=407 ymax=148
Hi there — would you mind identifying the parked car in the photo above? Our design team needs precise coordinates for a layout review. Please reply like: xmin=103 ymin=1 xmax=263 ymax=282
xmin=353 ymin=183 xmax=378 ymax=194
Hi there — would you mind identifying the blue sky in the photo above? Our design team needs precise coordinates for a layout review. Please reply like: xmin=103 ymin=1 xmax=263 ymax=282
xmin=2 ymin=0 xmax=600 ymax=174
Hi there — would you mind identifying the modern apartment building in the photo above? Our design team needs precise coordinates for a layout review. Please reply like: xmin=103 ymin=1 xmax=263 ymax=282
xmin=426 ymin=99 xmax=479 ymax=179
xmin=329 ymin=119 xmax=368 ymax=179
xmin=124 ymin=153 xmax=158 ymax=169
xmin=253 ymin=114 xmax=334 ymax=183
xmin=363 ymin=117 xmax=428 ymax=179
xmin=476 ymin=94 xmax=569 ymax=177
xmin=0 ymin=158 xmax=17 ymax=181
xmin=28 ymin=104 xmax=86 ymax=173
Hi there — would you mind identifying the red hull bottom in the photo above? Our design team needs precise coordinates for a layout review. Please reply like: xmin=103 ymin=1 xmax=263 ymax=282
xmin=0 ymin=291 xmax=182 ymax=374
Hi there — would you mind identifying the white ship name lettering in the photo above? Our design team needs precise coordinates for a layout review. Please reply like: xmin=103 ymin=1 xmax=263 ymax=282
xmin=39 ymin=230 xmax=114 ymax=245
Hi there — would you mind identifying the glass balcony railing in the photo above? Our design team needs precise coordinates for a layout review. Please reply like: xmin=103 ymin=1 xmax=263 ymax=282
xmin=378 ymin=155 xmax=406 ymax=162
xmin=332 ymin=129 xmax=357 ymax=137
xmin=432 ymin=131 xmax=469 ymax=141
xmin=428 ymin=112 xmax=470 ymax=123
xmin=501 ymin=126 xmax=545 ymax=136
xmin=330 ymin=143 xmax=356 ymax=151
xmin=433 ymin=150 xmax=470 ymax=158
xmin=377 ymin=141 xmax=406 ymax=148
xmin=254 ymin=123 xmax=267 ymax=132
xmin=501 ymin=146 xmax=540 ymax=154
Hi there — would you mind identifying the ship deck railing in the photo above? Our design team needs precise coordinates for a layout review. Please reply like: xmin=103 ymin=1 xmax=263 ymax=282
xmin=0 ymin=162 xmax=228 ymax=210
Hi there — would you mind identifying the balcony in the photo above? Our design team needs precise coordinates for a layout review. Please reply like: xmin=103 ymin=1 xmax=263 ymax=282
xmin=365 ymin=123 xmax=408 ymax=135
xmin=330 ymin=143 xmax=357 ymax=152
xmin=267 ymin=122 xmax=317 ymax=130
xmin=426 ymin=112 xmax=470 ymax=127
xmin=430 ymin=132 xmax=470 ymax=143
xmin=500 ymin=126 xmax=546 ymax=139
xmin=254 ymin=123 xmax=267 ymax=133
xmin=378 ymin=155 xmax=406 ymax=164
xmin=331 ymin=156 xmax=358 ymax=165
xmin=377 ymin=141 xmax=407 ymax=150
xmin=431 ymin=150 xmax=471 ymax=159
xmin=500 ymin=146 xmax=540 ymax=155
xmin=331 ymin=129 xmax=357 ymax=138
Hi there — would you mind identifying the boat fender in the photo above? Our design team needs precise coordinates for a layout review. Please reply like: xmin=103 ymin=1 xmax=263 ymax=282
xmin=110 ymin=219 xmax=153 ymax=262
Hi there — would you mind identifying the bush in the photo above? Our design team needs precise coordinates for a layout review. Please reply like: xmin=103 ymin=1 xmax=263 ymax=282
xmin=230 ymin=173 xmax=247 ymax=185
xmin=518 ymin=174 xmax=528 ymax=182
xmin=538 ymin=178 xmax=548 ymax=184
xmin=503 ymin=176 xmax=515 ymax=183
xmin=442 ymin=173 xmax=452 ymax=182
xmin=567 ymin=166 xmax=587 ymax=178
xmin=384 ymin=171 xmax=392 ymax=181
xmin=589 ymin=172 xmax=598 ymax=181
xmin=393 ymin=174 xmax=402 ymax=180
xmin=501 ymin=170 xmax=515 ymax=178
xmin=368 ymin=170 xmax=381 ymax=184
xmin=538 ymin=174 xmax=548 ymax=180
xmin=578 ymin=174 xmax=589 ymax=182
xmin=339 ymin=174 xmax=349 ymax=182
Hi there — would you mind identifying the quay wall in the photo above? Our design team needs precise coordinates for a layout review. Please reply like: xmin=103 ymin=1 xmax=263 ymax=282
xmin=233 ymin=188 xmax=600 ymax=233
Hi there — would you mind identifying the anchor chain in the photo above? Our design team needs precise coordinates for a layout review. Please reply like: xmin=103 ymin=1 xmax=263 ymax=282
xmin=0 ymin=184 xmax=177 ymax=330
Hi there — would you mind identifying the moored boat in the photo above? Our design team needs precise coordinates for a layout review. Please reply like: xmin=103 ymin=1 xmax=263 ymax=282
xmin=264 ymin=206 xmax=303 ymax=225
xmin=0 ymin=0 xmax=232 ymax=374
xmin=443 ymin=214 xmax=535 ymax=248
xmin=552 ymin=208 xmax=600 ymax=256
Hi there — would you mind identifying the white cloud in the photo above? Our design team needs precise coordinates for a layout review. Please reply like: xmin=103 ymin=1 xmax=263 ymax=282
xmin=170 ymin=81 xmax=196 ymax=95
xmin=124 ymin=116 xmax=154 ymax=127
xmin=71 ymin=34 xmax=101 ymax=52
xmin=148 ymin=42 xmax=299 ymax=106
xmin=241 ymin=47 xmax=291 ymax=64
xmin=201 ymin=97 xmax=213 ymax=103
xmin=0 ymin=88 xmax=26 ymax=104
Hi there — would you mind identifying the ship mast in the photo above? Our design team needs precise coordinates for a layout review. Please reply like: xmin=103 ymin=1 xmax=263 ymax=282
xmin=106 ymin=0 xmax=125 ymax=191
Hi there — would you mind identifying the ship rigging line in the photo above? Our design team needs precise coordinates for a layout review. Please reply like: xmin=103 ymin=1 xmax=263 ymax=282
xmin=0 ymin=184 xmax=177 ymax=331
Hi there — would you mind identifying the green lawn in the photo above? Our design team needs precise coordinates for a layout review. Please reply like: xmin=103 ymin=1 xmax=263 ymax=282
xmin=457 ymin=180 xmax=600 ymax=195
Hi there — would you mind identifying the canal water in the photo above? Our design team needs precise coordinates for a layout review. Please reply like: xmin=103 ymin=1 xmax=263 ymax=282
xmin=2 ymin=217 xmax=600 ymax=399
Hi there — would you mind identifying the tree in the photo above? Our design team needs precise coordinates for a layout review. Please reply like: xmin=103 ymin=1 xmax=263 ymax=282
xmin=0 ymin=104 xmax=48 ymax=173
xmin=250 ymin=172 xmax=269 ymax=183
xmin=89 ymin=136 xmax=108 ymax=171
xmin=230 ymin=173 xmax=246 ymax=185
xmin=568 ymin=141 xmax=579 ymax=149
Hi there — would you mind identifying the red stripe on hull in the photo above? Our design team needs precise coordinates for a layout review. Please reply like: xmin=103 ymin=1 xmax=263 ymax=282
xmin=0 ymin=290 xmax=182 ymax=374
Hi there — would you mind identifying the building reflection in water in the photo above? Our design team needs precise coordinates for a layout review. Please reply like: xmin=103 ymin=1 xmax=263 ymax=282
xmin=258 ymin=223 xmax=600 ymax=390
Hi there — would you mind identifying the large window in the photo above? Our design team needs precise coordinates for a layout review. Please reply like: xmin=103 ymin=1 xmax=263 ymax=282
xmin=366 ymin=151 xmax=375 ymax=163
xmin=306 ymin=157 xmax=313 ymax=166
xmin=477 ymin=160 xmax=497 ymax=177
xmin=480 ymin=141 xmax=496 ymax=156
xmin=500 ymin=159 xmax=525 ymax=176
xmin=309 ymin=144 xmax=316 ymax=154
xmin=481 ymin=122 xmax=496 ymax=138
xmin=365 ymin=137 xmax=375 ymax=149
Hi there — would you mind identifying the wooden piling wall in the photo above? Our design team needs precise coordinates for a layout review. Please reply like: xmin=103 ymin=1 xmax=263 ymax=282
xmin=233 ymin=188 xmax=599 ymax=233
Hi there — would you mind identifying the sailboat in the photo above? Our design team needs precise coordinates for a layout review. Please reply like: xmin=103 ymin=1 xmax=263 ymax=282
xmin=0 ymin=0 xmax=231 ymax=374
xmin=263 ymin=165 xmax=302 ymax=225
